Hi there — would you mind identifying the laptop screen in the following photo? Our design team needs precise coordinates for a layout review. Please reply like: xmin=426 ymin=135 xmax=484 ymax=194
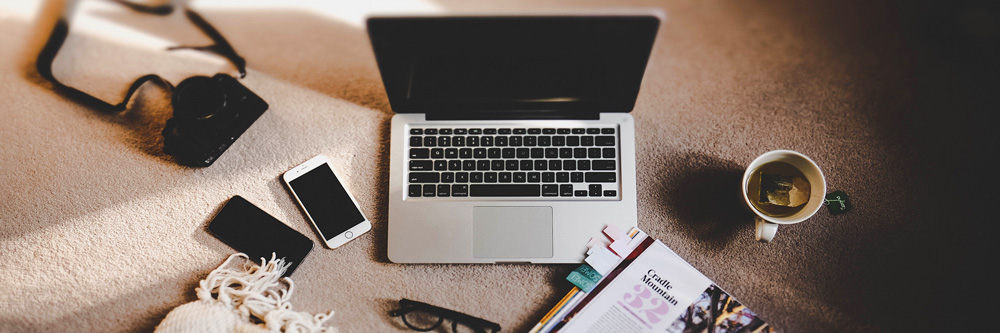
xmin=367 ymin=15 xmax=660 ymax=116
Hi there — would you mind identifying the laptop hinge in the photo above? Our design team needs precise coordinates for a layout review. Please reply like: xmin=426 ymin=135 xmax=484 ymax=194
xmin=426 ymin=111 xmax=600 ymax=121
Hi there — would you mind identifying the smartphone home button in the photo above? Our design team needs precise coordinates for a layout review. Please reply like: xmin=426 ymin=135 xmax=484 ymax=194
xmin=345 ymin=231 xmax=354 ymax=239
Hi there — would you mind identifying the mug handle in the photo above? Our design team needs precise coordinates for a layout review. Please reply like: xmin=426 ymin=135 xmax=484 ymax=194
xmin=754 ymin=217 xmax=778 ymax=242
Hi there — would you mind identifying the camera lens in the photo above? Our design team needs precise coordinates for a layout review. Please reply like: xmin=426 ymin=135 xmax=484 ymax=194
xmin=172 ymin=76 xmax=227 ymax=120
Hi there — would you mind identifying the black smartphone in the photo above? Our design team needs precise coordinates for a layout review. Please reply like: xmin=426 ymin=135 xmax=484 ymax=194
xmin=207 ymin=196 xmax=314 ymax=276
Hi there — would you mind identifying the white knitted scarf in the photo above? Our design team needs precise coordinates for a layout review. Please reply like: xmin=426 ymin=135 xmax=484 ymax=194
xmin=155 ymin=253 xmax=336 ymax=333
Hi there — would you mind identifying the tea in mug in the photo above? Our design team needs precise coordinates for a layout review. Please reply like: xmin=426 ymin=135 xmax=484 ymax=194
xmin=746 ymin=161 xmax=811 ymax=217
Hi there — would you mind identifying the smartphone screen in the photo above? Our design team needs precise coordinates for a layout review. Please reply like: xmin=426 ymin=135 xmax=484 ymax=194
xmin=288 ymin=162 xmax=367 ymax=241
xmin=207 ymin=196 xmax=314 ymax=277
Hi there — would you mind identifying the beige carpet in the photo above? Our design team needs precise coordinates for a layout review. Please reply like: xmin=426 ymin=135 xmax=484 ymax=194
xmin=1 ymin=0 xmax=993 ymax=332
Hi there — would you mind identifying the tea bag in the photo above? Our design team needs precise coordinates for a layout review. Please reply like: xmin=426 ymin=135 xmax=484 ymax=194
xmin=758 ymin=174 xmax=810 ymax=207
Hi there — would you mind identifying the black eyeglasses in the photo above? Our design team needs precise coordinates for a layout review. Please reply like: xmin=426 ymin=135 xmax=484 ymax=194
xmin=389 ymin=299 xmax=502 ymax=333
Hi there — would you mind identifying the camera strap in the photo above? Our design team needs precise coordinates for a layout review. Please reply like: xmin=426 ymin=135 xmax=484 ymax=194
xmin=35 ymin=1 xmax=248 ymax=113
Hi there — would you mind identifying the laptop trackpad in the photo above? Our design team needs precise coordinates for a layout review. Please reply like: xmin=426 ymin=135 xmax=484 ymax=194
xmin=473 ymin=206 xmax=553 ymax=259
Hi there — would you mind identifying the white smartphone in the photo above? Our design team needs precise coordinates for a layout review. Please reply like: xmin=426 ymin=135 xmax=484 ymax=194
xmin=283 ymin=155 xmax=372 ymax=249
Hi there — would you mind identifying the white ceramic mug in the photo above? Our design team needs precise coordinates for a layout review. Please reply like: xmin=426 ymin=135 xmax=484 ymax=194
xmin=742 ymin=150 xmax=826 ymax=242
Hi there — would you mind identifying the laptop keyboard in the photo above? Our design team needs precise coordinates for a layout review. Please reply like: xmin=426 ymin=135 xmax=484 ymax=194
xmin=406 ymin=126 xmax=620 ymax=199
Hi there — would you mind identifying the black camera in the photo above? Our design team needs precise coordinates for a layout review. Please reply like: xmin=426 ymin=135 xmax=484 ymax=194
xmin=162 ymin=74 xmax=268 ymax=167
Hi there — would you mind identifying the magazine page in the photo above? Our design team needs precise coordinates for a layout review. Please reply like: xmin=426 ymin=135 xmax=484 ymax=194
xmin=557 ymin=239 xmax=775 ymax=333
xmin=560 ymin=240 xmax=714 ymax=332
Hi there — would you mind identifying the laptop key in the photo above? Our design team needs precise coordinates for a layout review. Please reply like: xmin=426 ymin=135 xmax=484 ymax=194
xmin=528 ymin=172 xmax=541 ymax=182
xmin=409 ymin=160 xmax=432 ymax=171
xmin=514 ymin=172 xmax=526 ymax=183
xmin=499 ymin=172 xmax=512 ymax=183
xmin=410 ymin=128 xmax=423 ymax=135
xmin=589 ymin=184 xmax=602 ymax=197
xmin=560 ymin=184 xmax=573 ymax=196
xmin=410 ymin=136 xmax=422 ymax=147
xmin=409 ymin=172 xmax=440 ymax=183
xmin=424 ymin=137 xmax=436 ymax=147
xmin=453 ymin=185 xmax=469 ymax=197
xmin=431 ymin=148 xmax=444 ymax=158
xmin=437 ymin=184 xmax=450 ymax=197
xmin=595 ymin=136 xmax=616 ymax=146
xmin=603 ymin=148 xmax=616 ymax=158
xmin=592 ymin=160 xmax=616 ymax=170
xmin=575 ymin=190 xmax=588 ymax=197
xmin=557 ymin=172 xmax=569 ymax=182
xmin=445 ymin=148 xmax=458 ymax=159
xmin=542 ymin=184 xmax=559 ymax=196
xmin=604 ymin=190 xmax=617 ymax=197
xmin=602 ymin=128 xmax=615 ymax=134
xmin=470 ymin=184 xmax=540 ymax=197
xmin=442 ymin=172 xmax=454 ymax=183
xmin=585 ymin=172 xmax=617 ymax=183
xmin=571 ymin=172 xmax=583 ymax=182
xmin=433 ymin=160 xmax=447 ymax=171
xmin=425 ymin=129 xmax=438 ymax=135
xmin=456 ymin=172 xmax=469 ymax=182
xmin=471 ymin=172 xmax=484 ymax=183
xmin=410 ymin=148 xmax=430 ymax=159
xmin=586 ymin=128 xmax=600 ymax=134
xmin=423 ymin=184 xmax=436 ymax=196
xmin=409 ymin=184 xmax=421 ymax=197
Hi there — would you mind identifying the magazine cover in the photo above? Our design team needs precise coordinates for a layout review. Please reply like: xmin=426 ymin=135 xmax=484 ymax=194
xmin=537 ymin=229 xmax=775 ymax=333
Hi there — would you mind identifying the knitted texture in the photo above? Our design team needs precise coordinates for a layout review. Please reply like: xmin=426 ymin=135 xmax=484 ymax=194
xmin=155 ymin=254 xmax=335 ymax=333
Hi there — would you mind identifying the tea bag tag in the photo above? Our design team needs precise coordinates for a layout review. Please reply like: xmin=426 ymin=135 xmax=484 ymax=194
xmin=823 ymin=191 xmax=852 ymax=215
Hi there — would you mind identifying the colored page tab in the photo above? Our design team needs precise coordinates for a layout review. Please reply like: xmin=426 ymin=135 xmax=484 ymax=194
xmin=585 ymin=246 xmax=620 ymax=275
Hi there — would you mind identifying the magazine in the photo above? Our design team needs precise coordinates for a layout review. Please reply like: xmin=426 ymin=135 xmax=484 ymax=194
xmin=533 ymin=227 xmax=774 ymax=333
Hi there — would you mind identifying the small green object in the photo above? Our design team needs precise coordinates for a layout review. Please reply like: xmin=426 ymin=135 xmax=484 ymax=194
xmin=574 ymin=264 xmax=603 ymax=281
xmin=567 ymin=264 xmax=602 ymax=292
xmin=824 ymin=191 xmax=852 ymax=215
xmin=567 ymin=271 xmax=597 ymax=292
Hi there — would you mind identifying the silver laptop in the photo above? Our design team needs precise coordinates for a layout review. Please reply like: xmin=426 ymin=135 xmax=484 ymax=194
xmin=368 ymin=14 xmax=660 ymax=263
